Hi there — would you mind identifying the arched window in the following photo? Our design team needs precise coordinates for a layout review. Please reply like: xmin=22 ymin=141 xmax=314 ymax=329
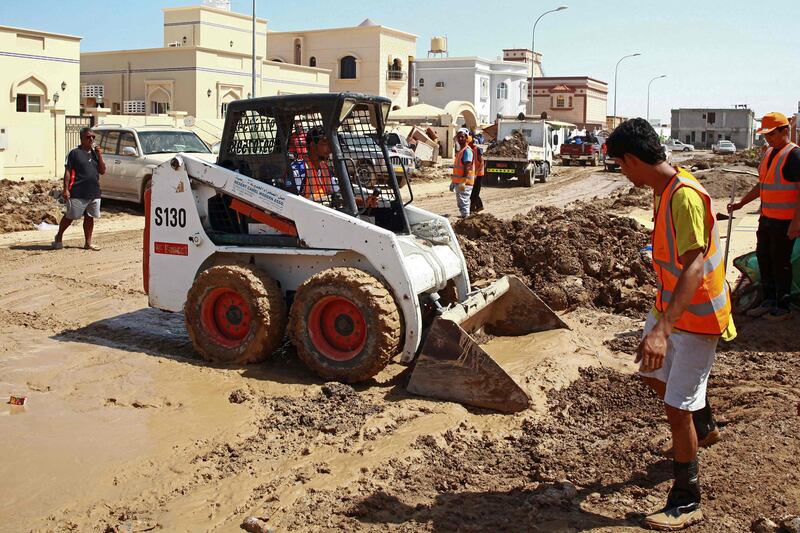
xmin=418 ymin=78 xmax=425 ymax=87
xmin=309 ymin=56 xmax=316 ymax=67
xmin=496 ymin=82 xmax=508 ymax=100
xmin=340 ymin=55 xmax=357 ymax=79
xmin=293 ymin=38 xmax=302 ymax=65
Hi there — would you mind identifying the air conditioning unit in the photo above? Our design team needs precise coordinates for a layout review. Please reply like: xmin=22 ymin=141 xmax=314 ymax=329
xmin=435 ymin=81 xmax=445 ymax=88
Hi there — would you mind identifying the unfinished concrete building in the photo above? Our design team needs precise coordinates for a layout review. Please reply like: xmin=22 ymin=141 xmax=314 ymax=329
xmin=670 ymin=107 xmax=755 ymax=149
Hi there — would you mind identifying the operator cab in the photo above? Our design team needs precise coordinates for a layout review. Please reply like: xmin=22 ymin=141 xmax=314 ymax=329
xmin=215 ymin=93 xmax=411 ymax=236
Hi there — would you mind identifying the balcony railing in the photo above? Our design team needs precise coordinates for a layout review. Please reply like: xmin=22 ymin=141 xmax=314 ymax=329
xmin=81 ymin=84 xmax=104 ymax=98
xmin=386 ymin=70 xmax=407 ymax=81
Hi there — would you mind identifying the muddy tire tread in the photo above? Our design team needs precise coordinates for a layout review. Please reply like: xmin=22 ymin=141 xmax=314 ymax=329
xmin=184 ymin=264 xmax=287 ymax=365
xmin=288 ymin=267 xmax=401 ymax=383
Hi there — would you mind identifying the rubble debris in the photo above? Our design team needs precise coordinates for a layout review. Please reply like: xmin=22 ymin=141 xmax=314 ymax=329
xmin=228 ymin=388 xmax=251 ymax=404
xmin=0 ymin=179 xmax=63 ymax=233
xmin=454 ymin=205 xmax=656 ymax=315
xmin=751 ymin=517 xmax=779 ymax=533
xmin=485 ymin=131 xmax=529 ymax=159
xmin=783 ymin=516 xmax=800 ymax=533
xmin=683 ymin=147 xmax=761 ymax=170
xmin=241 ymin=516 xmax=272 ymax=533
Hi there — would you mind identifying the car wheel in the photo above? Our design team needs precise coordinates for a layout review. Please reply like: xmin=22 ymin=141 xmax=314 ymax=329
xmin=684 ymin=147 xmax=690 ymax=152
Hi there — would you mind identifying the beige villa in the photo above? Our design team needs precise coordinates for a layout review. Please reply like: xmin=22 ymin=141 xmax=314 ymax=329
xmin=267 ymin=19 xmax=417 ymax=110
xmin=0 ymin=24 xmax=80 ymax=180
xmin=79 ymin=4 xmax=330 ymax=121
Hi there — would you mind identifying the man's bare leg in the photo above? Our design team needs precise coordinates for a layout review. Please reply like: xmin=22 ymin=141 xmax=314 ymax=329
xmin=83 ymin=216 xmax=95 ymax=248
xmin=54 ymin=216 xmax=73 ymax=244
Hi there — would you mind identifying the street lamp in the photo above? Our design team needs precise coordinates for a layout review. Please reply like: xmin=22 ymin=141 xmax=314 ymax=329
xmin=613 ymin=52 xmax=641 ymax=124
xmin=646 ymin=74 xmax=666 ymax=123
xmin=529 ymin=5 xmax=567 ymax=116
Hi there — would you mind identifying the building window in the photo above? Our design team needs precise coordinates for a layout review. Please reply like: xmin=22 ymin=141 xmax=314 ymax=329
xmin=151 ymin=101 xmax=170 ymax=115
xmin=418 ymin=78 xmax=425 ymax=87
xmin=221 ymin=102 xmax=229 ymax=118
xmin=480 ymin=78 xmax=489 ymax=100
xmin=568 ymin=96 xmax=573 ymax=107
xmin=496 ymin=82 xmax=508 ymax=100
xmin=707 ymin=112 xmax=716 ymax=124
xmin=340 ymin=56 xmax=357 ymax=79
xmin=16 ymin=94 xmax=42 ymax=113
xmin=294 ymin=38 xmax=302 ymax=65
xmin=691 ymin=131 xmax=696 ymax=142
xmin=556 ymin=95 xmax=566 ymax=108
xmin=701 ymin=131 xmax=707 ymax=143
xmin=309 ymin=56 xmax=316 ymax=67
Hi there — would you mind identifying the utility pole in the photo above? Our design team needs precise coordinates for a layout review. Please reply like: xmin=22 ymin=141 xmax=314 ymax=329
xmin=613 ymin=53 xmax=640 ymax=123
xmin=529 ymin=6 xmax=567 ymax=116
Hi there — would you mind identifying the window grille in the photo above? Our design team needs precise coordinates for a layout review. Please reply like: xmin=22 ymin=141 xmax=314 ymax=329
xmin=81 ymin=84 xmax=104 ymax=98
xmin=123 ymin=100 xmax=146 ymax=114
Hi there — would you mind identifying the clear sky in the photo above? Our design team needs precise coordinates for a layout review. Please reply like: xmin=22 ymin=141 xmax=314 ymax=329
xmin=2 ymin=0 xmax=798 ymax=122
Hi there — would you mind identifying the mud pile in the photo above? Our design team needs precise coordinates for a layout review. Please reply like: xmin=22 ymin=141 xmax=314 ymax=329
xmin=599 ymin=185 xmax=653 ymax=210
xmin=485 ymin=131 xmax=528 ymax=159
xmin=694 ymin=167 xmax=759 ymax=199
xmin=454 ymin=205 xmax=656 ymax=315
xmin=0 ymin=179 xmax=63 ymax=233
xmin=412 ymin=164 xmax=450 ymax=182
xmin=683 ymin=147 xmax=760 ymax=170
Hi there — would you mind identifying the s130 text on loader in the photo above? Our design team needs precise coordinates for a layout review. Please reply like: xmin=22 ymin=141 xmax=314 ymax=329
xmin=144 ymin=93 xmax=567 ymax=413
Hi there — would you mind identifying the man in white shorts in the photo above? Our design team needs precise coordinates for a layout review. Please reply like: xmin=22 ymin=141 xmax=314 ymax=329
xmin=606 ymin=118 xmax=735 ymax=530
xmin=53 ymin=127 xmax=106 ymax=250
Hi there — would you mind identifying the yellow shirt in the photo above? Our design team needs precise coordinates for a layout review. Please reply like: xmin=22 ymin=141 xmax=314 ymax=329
xmin=653 ymin=187 xmax=737 ymax=341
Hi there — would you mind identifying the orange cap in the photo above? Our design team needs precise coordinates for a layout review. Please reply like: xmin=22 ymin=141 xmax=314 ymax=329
xmin=756 ymin=112 xmax=789 ymax=134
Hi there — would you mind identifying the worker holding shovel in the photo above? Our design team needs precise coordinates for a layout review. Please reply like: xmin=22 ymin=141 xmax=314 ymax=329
xmin=728 ymin=112 xmax=800 ymax=321
xmin=606 ymin=118 xmax=735 ymax=531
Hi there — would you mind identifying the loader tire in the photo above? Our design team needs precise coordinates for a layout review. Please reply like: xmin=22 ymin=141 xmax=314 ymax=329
xmin=289 ymin=267 xmax=401 ymax=383
xmin=184 ymin=264 xmax=287 ymax=365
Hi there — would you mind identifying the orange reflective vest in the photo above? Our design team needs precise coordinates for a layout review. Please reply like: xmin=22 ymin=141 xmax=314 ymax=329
xmin=452 ymin=146 xmax=475 ymax=185
xmin=469 ymin=142 xmax=485 ymax=177
xmin=759 ymin=142 xmax=799 ymax=220
xmin=295 ymin=159 xmax=328 ymax=201
xmin=652 ymin=168 xmax=731 ymax=335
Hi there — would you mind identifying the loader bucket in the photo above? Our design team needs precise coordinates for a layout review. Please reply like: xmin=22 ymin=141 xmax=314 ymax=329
xmin=407 ymin=276 xmax=569 ymax=413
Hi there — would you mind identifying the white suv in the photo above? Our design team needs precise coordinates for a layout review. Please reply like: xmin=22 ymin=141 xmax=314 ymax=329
xmin=666 ymin=139 xmax=695 ymax=152
xmin=93 ymin=125 xmax=215 ymax=203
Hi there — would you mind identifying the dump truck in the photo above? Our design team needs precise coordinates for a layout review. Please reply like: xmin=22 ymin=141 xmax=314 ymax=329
xmin=483 ymin=118 xmax=564 ymax=187
xmin=144 ymin=93 xmax=568 ymax=413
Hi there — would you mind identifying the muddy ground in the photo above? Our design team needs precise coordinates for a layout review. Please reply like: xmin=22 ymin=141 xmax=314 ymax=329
xmin=1 ymin=163 xmax=798 ymax=532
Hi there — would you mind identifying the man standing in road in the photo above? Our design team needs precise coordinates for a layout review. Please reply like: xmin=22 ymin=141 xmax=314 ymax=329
xmin=53 ymin=127 xmax=106 ymax=251
xmin=729 ymin=112 xmax=800 ymax=320
xmin=451 ymin=128 xmax=475 ymax=218
xmin=606 ymin=118 xmax=734 ymax=531
xmin=469 ymin=134 xmax=485 ymax=214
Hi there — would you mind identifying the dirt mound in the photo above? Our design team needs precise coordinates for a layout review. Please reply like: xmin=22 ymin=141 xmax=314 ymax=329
xmin=485 ymin=131 xmax=528 ymax=159
xmin=694 ymin=167 xmax=759 ymax=199
xmin=0 ymin=179 xmax=63 ymax=233
xmin=454 ymin=205 xmax=656 ymax=315
xmin=683 ymin=147 xmax=760 ymax=170
xmin=412 ymin=164 xmax=450 ymax=182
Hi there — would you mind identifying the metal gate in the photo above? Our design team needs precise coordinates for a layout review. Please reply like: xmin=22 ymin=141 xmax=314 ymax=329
xmin=65 ymin=115 xmax=95 ymax=150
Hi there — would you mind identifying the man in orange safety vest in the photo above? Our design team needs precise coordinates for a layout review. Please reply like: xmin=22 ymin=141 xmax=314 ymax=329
xmin=606 ymin=118 xmax=735 ymax=531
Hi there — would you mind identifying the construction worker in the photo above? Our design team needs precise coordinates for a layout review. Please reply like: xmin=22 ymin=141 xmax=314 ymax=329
xmin=289 ymin=127 xmax=339 ymax=202
xmin=606 ymin=118 xmax=734 ymax=531
xmin=729 ymin=112 xmax=800 ymax=320
xmin=469 ymin=133 xmax=485 ymax=213
xmin=451 ymin=128 xmax=475 ymax=217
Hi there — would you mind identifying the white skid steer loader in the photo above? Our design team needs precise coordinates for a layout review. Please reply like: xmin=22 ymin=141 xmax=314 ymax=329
xmin=145 ymin=93 xmax=567 ymax=413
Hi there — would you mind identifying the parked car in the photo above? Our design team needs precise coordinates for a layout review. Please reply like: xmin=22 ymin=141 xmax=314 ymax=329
xmin=665 ymin=139 xmax=695 ymax=152
xmin=338 ymin=132 xmax=415 ymax=187
xmin=712 ymin=140 xmax=737 ymax=154
xmin=93 ymin=125 xmax=216 ymax=203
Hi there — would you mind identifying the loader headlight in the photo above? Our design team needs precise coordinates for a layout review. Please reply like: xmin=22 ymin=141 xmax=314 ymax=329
xmin=170 ymin=157 xmax=183 ymax=171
